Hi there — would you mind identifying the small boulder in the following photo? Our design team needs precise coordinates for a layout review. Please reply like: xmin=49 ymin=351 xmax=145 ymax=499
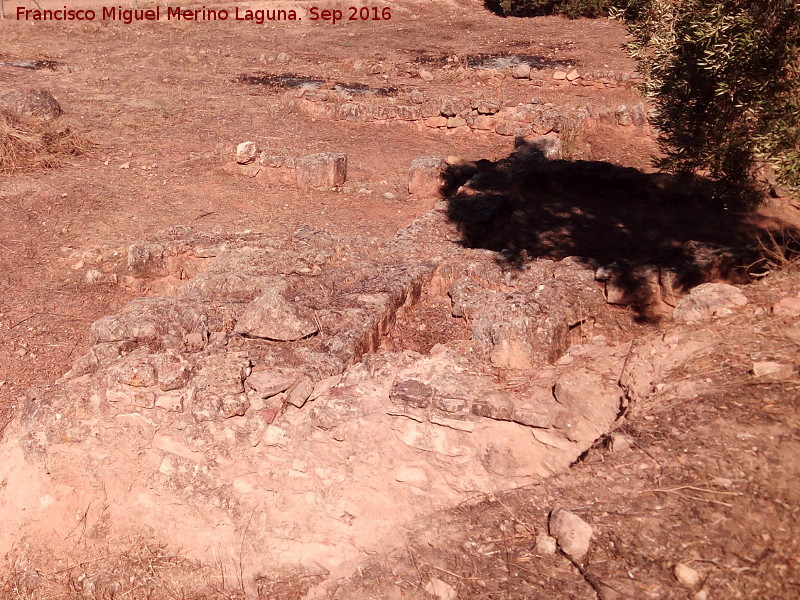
xmin=236 ymin=142 xmax=258 ymax=165
xmin=0 ymin=88 xmax=62 ymax=120
xmin=295 ymin=152 xmax=347 ymax=189
xmin=234 ymin=288 xmax=318 ymax=341
xmin=673 ymin=283 xmax=748 ymax=323
xmin=674 ymin=563 xmax=702 ymax=588
xmin=511 ymin=64 xmax=531 ymax=79
xmin=773 ymin=297 xmax=800 ymax=317
xmin=246 ymin=369 xmax=297 ymax=397
xmin=549 ymin=508 xmax=593 ymax=560
xmin=408 ymin=156 xmax=446 ymax=198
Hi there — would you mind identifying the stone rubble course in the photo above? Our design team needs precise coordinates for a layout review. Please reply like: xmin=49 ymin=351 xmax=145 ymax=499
xmin=289 ymin=94 xmax=651 ymax=138
xmin=232 ymin=145 xmax=348 ymax=189
xmin=0 ymin=208 xmax=755 ymax=587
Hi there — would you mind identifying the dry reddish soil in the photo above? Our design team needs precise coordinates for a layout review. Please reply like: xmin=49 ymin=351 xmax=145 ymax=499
xmin=0 ymin=1 xmax=798 ymax=598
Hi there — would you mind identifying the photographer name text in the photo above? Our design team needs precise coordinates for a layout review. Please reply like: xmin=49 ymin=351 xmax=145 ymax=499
xmin=15 ymin=5 xmax=392 ymax=24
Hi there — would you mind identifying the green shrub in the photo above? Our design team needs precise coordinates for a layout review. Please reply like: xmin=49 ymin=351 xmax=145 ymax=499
xmin=617 ymin=0 xmax=800 ymax=196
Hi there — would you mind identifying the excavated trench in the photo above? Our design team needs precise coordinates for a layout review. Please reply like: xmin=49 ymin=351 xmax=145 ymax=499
xmin=237 ymin=73 xmax=400 ymax=97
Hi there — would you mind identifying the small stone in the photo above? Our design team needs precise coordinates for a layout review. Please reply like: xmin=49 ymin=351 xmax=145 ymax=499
xmin=553 ymin=70 xmax=568 ymax=80
xmin=425 ymin=116 xmax=448 ymax=128
xmin=566 ymin=69 xmax=580 ymax=81
xmin=609 ymin=433 xmax=634 ymax=452
xmin=424 ymin=578 xmax=457 ymax=600
xmin=246 ymin=370 xmax=297 ymax=397
xmin=215 ymin=393 xmax=248 ymax=418
xmin=390 ymin=379 xmax=434 ymax=409
xmin=410 ymin=90 xmax=426 ymax=104
xmin=418 ymin=69 xmax=434 ymax=81
xmin=674 ymin=563 xmax=702 ymax=588
xmin=262 ymin=425 xmax=288 ymax=447
xmin=285 ymin=376 xmax=313 ymax=408
xmin=615 ymin=105 xmax=632 ymax=126
xmin=155 ymin=391 xmax=185 ymax=412
xmin=517 ymin=135 xmax=562 ymax=160
xmin=472 ymin=115 xmax=494 ymax=130
xmin=84 ymin=269 xmax=103 ymax=284
xmin=184 ymin=332 xmax=205 ymax=351
xmin=115 ymin=413 xmax=158 ymax=429
xmin=309 ymin=374 xmax=342 ymax=401
xmin=113 ymin=361 xmax=157 ymax=387
xmin=408 ymin=156 xmax=446 ymax=198
xmin=275 ymin=52 xmax=291 ymax=64
xmin=511 ymin=64 xmax=531 ymax=79
xmin=773 ymin=297 xmax=800 ymax=317
xmin=752 ymin=361 xmax=795 ymax=380
xmin=549 ymin=508 xmax=593 ymax=560
xmin=439 ymin=97 xmax=461 ymax=118
xmin=236 ymin=142 xmax=258 ymax=165
xmin=447 ymin=116 xmax=466 ymax=128
xmin=495 ymin=120 xmax=517 ymax=136
xmin=534 ymin=533 xmax=557 ymax=555
xmin=476 ymin=100 xmax=501 ymax=115
xmin=693 ymin=589 xmax=709 ymax=600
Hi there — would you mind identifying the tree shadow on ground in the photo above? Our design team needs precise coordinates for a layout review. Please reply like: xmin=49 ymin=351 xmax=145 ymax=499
xmin=442 ymin=140 xmax=799 ymax=321
xmin=483 ymin=1 xmax=558 ymax=17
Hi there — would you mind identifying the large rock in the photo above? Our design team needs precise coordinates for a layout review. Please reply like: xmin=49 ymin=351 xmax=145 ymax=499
xmin=295 ymin=152 xmax=347 ymax=189
xmin=0 ymin=88 xmax=62 ymax=120
xmin=234 ymin=287 xmax=318 ymax=341
xmin=672 ymin=283 xmax=748 ymax=323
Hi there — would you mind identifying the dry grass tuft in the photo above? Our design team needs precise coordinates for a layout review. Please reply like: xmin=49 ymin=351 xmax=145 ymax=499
xmin=0 ymin=111 xmax=92 ymax=173
xmin=750 ymin=228 xmax=800 ymax=275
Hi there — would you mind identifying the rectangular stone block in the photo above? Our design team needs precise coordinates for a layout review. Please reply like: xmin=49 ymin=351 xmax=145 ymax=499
xmin=294 ymin=152 xmax=347 ymax=189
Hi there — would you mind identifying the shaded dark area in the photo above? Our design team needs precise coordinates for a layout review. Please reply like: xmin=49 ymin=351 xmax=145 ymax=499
xmin=484 ymin=0 xmax=615 ymax=18
xmin=484 ymin=0 xmax=559 ymax=17
xmin=466 ymin=53 xmax=574 ymax=69
xmin=410 ymin=50 xmax=571 ymax=70
xmin=236 ymin=73 xmax=398 ymax=96
xmin=443 ymin=141 xmax=799 ymax=319
xmin=0 ymin=59 xmax=58 ymax=70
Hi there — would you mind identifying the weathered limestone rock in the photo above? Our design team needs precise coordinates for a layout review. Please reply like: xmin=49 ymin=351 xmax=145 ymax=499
xmin=295 ymin=152 xmax=347 ymax=189
xmin=236 ymin=142 xmax=258 ymax=164
xmin=673 ymin=283 xmax=748 ymax=323
xmin=549 ymin=508 xmax=593 ymax=560
xmin=234 ymin=287 xmax=318 ymax=341
xmin=511 ymin=64 xmax=531 ymax=79
xmin=408 ymin=156 xmax=446 ymax=198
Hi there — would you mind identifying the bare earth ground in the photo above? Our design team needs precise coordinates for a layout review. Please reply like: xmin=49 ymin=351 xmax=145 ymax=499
xmin=0 ymin=1 xmax=798 ymax=598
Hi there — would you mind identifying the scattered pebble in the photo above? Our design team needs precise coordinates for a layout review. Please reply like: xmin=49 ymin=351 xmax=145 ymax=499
xmin=674 ymin=562 xmax=702 ymax=588
xmin=534 ymin=533 xmax=557 ymax=555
